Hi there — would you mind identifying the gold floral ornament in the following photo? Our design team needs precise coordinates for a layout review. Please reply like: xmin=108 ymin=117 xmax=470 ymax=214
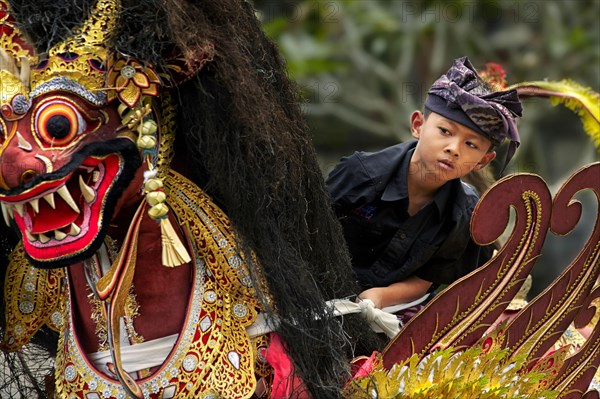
xmin=107 ymin=58 xmax=160 ymax=108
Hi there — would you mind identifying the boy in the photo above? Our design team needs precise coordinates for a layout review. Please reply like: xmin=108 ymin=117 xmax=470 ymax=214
xmin=327 ymin=57 xmax=522 ymax=312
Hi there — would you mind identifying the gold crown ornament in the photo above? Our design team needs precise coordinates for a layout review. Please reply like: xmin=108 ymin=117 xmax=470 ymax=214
xmin=28 ymin=0 xmax=120 ymax=104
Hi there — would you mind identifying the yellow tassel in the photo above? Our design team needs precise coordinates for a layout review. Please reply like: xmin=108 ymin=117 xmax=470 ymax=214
xmin=160 ymin=217 xmax=191 ymax=267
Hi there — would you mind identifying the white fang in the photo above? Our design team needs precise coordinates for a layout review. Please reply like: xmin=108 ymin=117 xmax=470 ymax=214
xmin=57 ymin=186 xmax=80 ymax=213
xmin=79 ymin=176 xmax=96 ymax=204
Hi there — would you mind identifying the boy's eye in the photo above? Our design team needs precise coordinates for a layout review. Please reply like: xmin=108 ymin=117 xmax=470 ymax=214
xmin=439 ymin=128 xmax=450 ymax=135
xmin=466 ymin=141 xmax=478 ymax=149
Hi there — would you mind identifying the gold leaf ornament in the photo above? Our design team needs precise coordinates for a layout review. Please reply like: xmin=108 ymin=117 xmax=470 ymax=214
xmin=343 ymin=347 xmax=560 ymax=399
xmin=510 ymin=79 xmax=600 ymax=150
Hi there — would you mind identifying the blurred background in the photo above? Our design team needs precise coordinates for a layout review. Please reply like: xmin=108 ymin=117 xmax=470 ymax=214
xmin=253 ymin=0 xmax=600 ymax=297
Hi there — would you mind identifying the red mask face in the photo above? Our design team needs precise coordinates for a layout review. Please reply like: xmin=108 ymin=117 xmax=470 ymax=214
xmin=0 ymin=86 xmax=142 ymax=267
xmin=0 ymin=0 xmax=172 ymax=268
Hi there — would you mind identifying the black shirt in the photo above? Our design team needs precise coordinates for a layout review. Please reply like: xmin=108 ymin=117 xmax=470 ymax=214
xmin=327 ymin=140 xmax=491 ymax=291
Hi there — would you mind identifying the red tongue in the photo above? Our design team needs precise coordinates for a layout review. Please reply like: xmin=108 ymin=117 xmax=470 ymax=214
xmin=30 ymin=197 xmax=79 ymax=234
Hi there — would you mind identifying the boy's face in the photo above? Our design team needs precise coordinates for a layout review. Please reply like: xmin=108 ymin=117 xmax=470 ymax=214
xmin=410 ymin=111 xmax=496 ymax=183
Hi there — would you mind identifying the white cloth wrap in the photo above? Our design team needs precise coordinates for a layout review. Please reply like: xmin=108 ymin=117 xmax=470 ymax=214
xmin=248 ymin=295 xmax=431 ymax=340
xmin=328 ymin=298 xmax=400 ymax=338
xmin=89 ymin=333 xmax=178 ymax=374
xmin=89 ymin=295 xmax=430 ymax=373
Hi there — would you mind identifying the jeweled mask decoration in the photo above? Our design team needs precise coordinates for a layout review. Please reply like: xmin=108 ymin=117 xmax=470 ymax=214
xmin=0 ymin=0 xmax=161 ymax=267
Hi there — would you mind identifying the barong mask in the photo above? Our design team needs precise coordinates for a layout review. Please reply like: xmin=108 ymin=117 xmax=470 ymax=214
xmin=425 ymin=57 xmax=523 ymax=172
xmin=0 ymin=0 xmax=207 ymax=268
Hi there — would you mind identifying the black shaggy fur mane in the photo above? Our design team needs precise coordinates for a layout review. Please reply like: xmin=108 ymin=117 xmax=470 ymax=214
xmin=7 ymin=1 xmax=382 ymax=397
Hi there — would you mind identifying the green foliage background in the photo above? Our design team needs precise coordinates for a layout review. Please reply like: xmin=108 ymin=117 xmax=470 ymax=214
xmin=254 ymin=0 xmax=600 ymax=296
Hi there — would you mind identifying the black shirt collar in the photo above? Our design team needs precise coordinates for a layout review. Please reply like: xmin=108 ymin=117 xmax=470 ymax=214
xmin=381 ymin=147 xmax=412 ymax=202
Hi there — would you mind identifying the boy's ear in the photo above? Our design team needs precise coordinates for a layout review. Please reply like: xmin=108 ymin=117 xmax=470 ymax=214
xmin=410 ymin=111 xmax=424 ymax=139
xmin=473 ymin=151 xmax=496 ymax=171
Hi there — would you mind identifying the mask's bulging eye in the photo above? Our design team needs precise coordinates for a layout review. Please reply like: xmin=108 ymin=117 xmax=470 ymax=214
xmin=36 ymin=101 xmax=87 ymax=146
xmin=46 ymin=114 xmax=71 ymax=139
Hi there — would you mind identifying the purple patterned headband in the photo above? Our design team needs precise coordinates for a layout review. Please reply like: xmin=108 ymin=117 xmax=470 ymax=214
xmin=424 ymin=57 xmax=522 ymax=173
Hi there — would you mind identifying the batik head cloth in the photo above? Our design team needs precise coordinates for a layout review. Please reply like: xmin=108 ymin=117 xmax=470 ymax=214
xmin=424 ymin=56 xmax=522 ymax=173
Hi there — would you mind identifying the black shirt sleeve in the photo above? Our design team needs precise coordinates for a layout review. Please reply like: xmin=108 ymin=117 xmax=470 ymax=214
xmin=327 ymin=152 xmax=375 ymax=210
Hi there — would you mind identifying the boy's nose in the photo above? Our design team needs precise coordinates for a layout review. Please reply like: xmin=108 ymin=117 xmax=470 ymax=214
xmin=444 ymin=142 xmax=460 ymax=158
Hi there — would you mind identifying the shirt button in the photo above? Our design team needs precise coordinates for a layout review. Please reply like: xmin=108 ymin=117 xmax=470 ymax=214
xmin=399 ymin=232 xmax=407 ymax=239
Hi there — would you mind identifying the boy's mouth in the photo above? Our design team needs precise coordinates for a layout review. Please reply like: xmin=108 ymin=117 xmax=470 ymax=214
xmin=438 ymin=159 xmax=455 ymax=170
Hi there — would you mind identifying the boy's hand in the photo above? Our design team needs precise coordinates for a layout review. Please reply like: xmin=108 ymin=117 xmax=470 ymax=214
xmin=357 ymin=276 xmax=433 ymax=309
xmin=357 ymin=288 xmax=384 ymax=309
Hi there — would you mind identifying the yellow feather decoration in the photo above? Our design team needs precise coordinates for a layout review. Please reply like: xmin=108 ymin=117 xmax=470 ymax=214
xmin=509 ymin=79 xmax=600 ymax=150
xmin=342 ymin=347 xmax=559 ymax=399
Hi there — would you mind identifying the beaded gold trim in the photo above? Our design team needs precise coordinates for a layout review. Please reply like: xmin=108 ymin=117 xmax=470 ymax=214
xmin=55 ymin=170 xmax=263 ymax=399
xmin=1 ymin=242 xmax=65 ymax=351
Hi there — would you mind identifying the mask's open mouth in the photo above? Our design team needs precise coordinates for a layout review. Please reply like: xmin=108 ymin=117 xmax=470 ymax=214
xmin=0 ymin=140 xmax=140 ymax=267
xmin=2 ymin=154 xmax=117 ymax=243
